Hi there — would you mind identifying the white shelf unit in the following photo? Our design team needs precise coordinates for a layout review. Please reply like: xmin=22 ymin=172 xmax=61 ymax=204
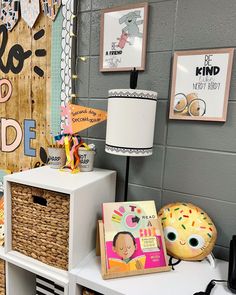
xmin=0 ymin=248 xmax=69 ymax=295
xmin=71 ymin=251 xmax=230 ymax=295
xmin=6 ymin=262 xmax=37 ymax=295
xmin=2 ymin=166 xmax=116 ymax=295
xmin=0 ymin=166 xmax=231 ymax=295
xmin=6 ymin=251 xmax=69 ymax=288
xmin=0 ymin=246 xmax=69 ymax=294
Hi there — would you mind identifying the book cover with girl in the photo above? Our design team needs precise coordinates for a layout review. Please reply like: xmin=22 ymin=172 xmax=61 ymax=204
xmin=103 ymin=201 xmax=168 ymax=274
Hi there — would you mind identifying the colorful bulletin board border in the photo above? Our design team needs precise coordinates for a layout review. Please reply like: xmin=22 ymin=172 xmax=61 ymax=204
xmin=60 ymin=0 xmax=76 ymax=132
xmin=51 ymin=9 xmax=63 ymax=136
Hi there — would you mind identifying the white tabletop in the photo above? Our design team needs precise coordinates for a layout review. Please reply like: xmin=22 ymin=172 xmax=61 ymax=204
xmin=4 ymin=166 xmax=115 ymax=194
xmin=72 ymin=251 xmax=231 ymax=295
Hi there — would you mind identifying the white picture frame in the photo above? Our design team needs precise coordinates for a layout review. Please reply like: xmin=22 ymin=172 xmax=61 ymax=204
xmin=100 ymin=3 xmax=148 ymax=72
xmin=169 ymin=48 xmax=234 ymax=122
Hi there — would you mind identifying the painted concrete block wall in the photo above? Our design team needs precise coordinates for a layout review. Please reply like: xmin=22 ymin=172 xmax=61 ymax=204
xmin=77 ymin=0 xmax=236 ymax=260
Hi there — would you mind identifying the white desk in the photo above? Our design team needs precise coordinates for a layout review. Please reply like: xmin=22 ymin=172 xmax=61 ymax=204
xmin=71 ymin=251 xmax=231 ymax=295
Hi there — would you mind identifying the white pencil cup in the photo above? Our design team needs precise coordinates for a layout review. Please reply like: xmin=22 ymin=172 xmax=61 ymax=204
xmin=78 ymin=147 xmax=95 ymax=172
xmin=48 ymin=147 xmax=66 ymax=169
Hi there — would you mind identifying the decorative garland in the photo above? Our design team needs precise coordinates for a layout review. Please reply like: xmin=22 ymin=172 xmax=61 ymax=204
xmin=0 ymin=0 xmax=61 ymax=31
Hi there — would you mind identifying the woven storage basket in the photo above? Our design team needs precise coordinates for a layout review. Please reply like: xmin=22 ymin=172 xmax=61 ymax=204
xmin=0 ymin=259 xmax=5 ymax=295
xmin=82 ymin=288 xmax=95 ymax=295
xmin=11 ymin=183 xmax=70 ymax=270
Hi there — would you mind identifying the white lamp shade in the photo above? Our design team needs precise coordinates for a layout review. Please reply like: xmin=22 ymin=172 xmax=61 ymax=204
xmin=105 ymin=89 xmax=157 ymax=156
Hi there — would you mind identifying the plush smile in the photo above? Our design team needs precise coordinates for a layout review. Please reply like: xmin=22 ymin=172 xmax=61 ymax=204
xmin=180 ymin=241 xmax=186 ymax=245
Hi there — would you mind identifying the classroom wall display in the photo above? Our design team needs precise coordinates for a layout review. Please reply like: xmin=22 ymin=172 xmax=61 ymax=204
xmin=100 ymin=3 xmax=148 ymax=72
xmin=50 ymin=0 xmax=77 ymax=136
xmin=0 ymin=16 xmax=52 ymax=172
xmin=0 ymin=0 xmax=77 ymax=175
xmin=99 ymin=201 xmax=170 ymax=279
xmin=169 ymin=48 xmax=234 ymax=122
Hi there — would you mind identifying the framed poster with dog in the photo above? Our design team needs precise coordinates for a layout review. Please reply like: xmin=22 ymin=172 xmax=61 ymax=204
xmin=169 ymin=48 xmax=234 ymax=122
xmin=100 ymin=3 xmax=148 ymax=72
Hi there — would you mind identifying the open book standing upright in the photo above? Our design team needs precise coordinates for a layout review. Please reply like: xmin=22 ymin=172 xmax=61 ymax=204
xmin=100 ymin=200 xmax=171 ymax=279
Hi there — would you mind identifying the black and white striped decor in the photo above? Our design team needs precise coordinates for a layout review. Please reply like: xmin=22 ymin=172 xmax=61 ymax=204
xmin=36 ymin=275 xmax=64 ymax=295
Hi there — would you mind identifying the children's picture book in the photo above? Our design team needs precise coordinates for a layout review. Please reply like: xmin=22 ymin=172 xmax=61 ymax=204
xmin=102 ymin=201 xmax=170 ymax=278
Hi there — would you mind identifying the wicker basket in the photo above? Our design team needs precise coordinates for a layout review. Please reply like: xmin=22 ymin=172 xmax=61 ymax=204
xmin=82 ymin=288 xmax=95 ymax=295
xmin=11 ymin=183 xmax=70 ymax=270
xmin=0 ymin=259 xmax=5 ymax=295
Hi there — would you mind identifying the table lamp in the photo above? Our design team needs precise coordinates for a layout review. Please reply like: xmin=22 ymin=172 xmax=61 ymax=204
xmin=105 ymin=72 xmax=157 ymax=201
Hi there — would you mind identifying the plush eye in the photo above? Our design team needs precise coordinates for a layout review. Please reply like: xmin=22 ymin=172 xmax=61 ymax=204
xmin=188 ymin=234 xmax=205 ymax=249
xmin=164 ymin=226 xmax=178 ymax=242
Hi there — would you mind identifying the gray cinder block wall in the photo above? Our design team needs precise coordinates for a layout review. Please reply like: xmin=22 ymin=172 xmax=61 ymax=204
xmin=77 ymin=0 xmax=236 ymax=260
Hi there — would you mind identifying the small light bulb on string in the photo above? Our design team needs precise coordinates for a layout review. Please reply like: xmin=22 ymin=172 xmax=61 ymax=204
xmin=70 ymin=93 xmax=79 ymax=105
xmin=70 ymin=94 xmax=78 ymax=98
xmin=70 ymin=32 xmax=77 ymax=37
xmin=71 ymin=14 xmax=77 ymax=20
xmin=79 ymin=56 xmax=88 ymax=62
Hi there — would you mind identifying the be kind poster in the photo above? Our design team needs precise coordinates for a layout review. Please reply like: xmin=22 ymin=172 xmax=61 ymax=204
xmin=169 ymin=48 xmax=234 ymax=122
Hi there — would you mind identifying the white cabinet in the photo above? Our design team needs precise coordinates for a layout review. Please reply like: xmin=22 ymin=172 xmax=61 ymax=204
xmin=0 ymin=166 xmax=231 ymax=295
xmin=2 ymin=166 xmax=116 ymax=295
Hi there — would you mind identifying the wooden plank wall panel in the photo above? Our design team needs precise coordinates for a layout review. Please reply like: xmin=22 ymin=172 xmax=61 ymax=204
xmin=0 ymin=81 xmax=7 ymax=169
xmin=4 ymin=22 xmax=19 ymax=172
xmin=0 ymin=13 xmax=51 ymax=172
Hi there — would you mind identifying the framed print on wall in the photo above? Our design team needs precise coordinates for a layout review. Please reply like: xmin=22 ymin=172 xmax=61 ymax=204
xmin=169 ymin=48 xmax=234 ymax=122
xmin=100 ymin=3 xmax=148 ymax=72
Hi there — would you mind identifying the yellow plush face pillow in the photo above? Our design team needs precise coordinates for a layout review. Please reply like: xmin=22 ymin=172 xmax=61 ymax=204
xmin=158 ymin=203 xmax=217 ymax=261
